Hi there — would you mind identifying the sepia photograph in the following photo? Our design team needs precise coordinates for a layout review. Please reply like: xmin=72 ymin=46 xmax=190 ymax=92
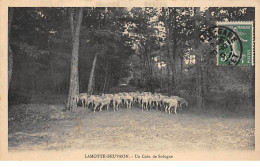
xmin=1 ymin=0 xmax=259 ymax=162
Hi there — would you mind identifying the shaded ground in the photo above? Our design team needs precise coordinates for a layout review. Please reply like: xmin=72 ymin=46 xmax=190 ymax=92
xmin=8 ymin=104 xmax=255 ymax=152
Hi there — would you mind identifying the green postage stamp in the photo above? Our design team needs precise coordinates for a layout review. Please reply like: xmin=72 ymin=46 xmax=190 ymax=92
xmin=216 ymin=22 xmax=254 ymax=66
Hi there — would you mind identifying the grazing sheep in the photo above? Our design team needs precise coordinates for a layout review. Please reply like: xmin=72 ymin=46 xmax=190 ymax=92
xmin=100 ymin=95 xmax=112 ymax=111
xmin=168 ymin=98 xmax=179 ymax=114
xmin=152 ymin=94 xmax=161 ymax=110
xmin=92 ymin=95 xmax=111 ymax=112
xmin=129 ymin=92 xmax=140 ymax=104
xmin=146 ymin=94 xmax=154 ymax=110
xmin=88 ymin=95 xmax=98 ymax=107
xmin=74 ymin=91 xmax=187 ymax=114
xmin=135 ymin=94 xmax=143 ymax=107
xmin=179 ymin=97 xmax=188 ymax=109
xmin=141 ymin=95 xmax=149 ymax=111
xmin=158 ymin=95 xmax=168 ymax=110
xmin=162 ymin=97 xmax=170 ymax=113
xmin=112 ymin=94 xmax=122 ymax=112
xmin=117 ymin=92 xmax=127 ymax=107
xmin=74 ymin=93 xmax=88 ymax=107
xmin=78 ymin=93 xmax=90 ymax=107
xmin=124 ymin=92 xmax=134 ymax=109
xmin=163 ymin=97 xmax=178 ymax=114
xmin=170 ymin=96 xmax=188 ymax=110
xmin=92 ymin=96 xmax=102 ymax=112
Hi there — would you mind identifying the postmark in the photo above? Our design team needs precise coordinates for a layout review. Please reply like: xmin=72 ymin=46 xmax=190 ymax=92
xmin=200 ymin=22 xmax=254 ymax=66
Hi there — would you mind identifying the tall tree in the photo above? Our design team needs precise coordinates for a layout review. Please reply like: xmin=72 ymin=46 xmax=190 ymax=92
xmin=85 ymin=7 xmax=132 ymax=94
xmin=87 ymin=50 xmax=100 ymax=94
xmin=162 ymin=7 xmax=175 ymax=95
xmin=66 ymin=8 xmax=84 ymax=111
xmin=8 ymin=8 xmax=14 ymax=89
xmin=194 ymin=7 xmax=203 ymax=109
xmin=86 ymin=8 xmax=102 ymax=94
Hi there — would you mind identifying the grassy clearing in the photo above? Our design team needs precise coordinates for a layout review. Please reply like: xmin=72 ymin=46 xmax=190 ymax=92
xmin=8 ymin=103 xmax=255 ymax=152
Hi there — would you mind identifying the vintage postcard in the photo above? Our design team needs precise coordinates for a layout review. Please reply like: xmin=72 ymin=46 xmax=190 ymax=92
xmin=0 ymin=0 xmax=259 ymax=161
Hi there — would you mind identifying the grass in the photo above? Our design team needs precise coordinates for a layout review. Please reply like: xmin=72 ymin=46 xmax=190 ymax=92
xmin=8 ymin=101 xmax=255 ymax=152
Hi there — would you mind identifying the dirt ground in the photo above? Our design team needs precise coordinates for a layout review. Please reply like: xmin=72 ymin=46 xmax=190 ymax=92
xmin=8 ymin=104 xmax=255 ymax=152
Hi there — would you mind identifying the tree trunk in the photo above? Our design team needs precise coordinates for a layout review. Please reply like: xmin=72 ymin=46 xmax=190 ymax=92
xmin=163 ymin=7 xmax=176 ymax=95
xmin=102 ymin=57 xmax=109 ymax=93
xmin=106 ymin=71 xmax=111 ymax=93
xmin=8 ymin=8 xmax=14 ymax=89
xmin=149 ymin=48 xmax=154 ymax=93
xmin=159 ymin=49 xmax=163 ymax=93
xmin=87 ymin=52 xmax=98 ymax=94
xmin=166 ymin=64 xmax=171 ymax=96
xmin=48 ymin=38 xmax=57 ymax=92
xmin=194 ymin=7 xmax=203 ymax=109
xmin=180 ymin=56 xmax=183 ymax=77
xmin=140 ymin=54 xmax=144 ymax=86
xmin=172 ymin=8 xmax=177 ymax=94
xmin=67 ymin=8 xmax=83 ymax=111
xmin=165 ymin=51 xmax=171 ymax=96
xmin=204 ymin=56 xmax=210 ymax=98
xmin=146 ymin=51 xmax=152 ymax=92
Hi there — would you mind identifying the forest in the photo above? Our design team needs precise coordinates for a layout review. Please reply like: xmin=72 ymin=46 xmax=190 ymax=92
xmin=7 ymin=7 xmax=255 ymax=152
xmin=8 ymin=7 xmax=254 ymax=111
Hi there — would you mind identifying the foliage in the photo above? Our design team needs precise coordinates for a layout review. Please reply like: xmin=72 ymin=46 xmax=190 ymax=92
xmin=9 ymin=7 xmax=255 ymax=111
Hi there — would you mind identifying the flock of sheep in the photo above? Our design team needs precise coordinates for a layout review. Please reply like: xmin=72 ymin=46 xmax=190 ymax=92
xmin=75 ymin=92 xmax=188 ymax=114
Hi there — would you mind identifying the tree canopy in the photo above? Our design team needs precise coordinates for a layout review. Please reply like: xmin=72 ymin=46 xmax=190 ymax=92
xmin=9 ymin=7 xmax=255 ymax=109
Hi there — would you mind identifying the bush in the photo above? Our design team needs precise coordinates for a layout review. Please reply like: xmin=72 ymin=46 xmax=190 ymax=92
xmin=146 ymin=76 xmax=160 ymax=90
xmin=8 ymin=91 xmax=31 ymax=106
xmin=204 ymin=90 xmax=252 ymax=112
xmin=129 ymin=78 xmax=139 ymax=87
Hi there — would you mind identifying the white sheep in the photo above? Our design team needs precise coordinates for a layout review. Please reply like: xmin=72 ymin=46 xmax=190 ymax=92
xmin=170 ymin=96 xmax=188 ymax=110
xmin=76 ymin=93 xmax=88 ymax=107
xmin=141 ymin=95 xmax=149 ymax=111
xmin=112 ymin=94 xmax=121 ymax=112
xmin=152 ymin=94 xmax=161 ymax=110
xmin=74 ymin=91 xmax=187 ymax=114
xmin=124 ymin=92 xmax=134 ymax=109
xmin=163 ymin=97 xmax=178 ymax=114
xmin=92 ymin=95 xmax=111 ymax=112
